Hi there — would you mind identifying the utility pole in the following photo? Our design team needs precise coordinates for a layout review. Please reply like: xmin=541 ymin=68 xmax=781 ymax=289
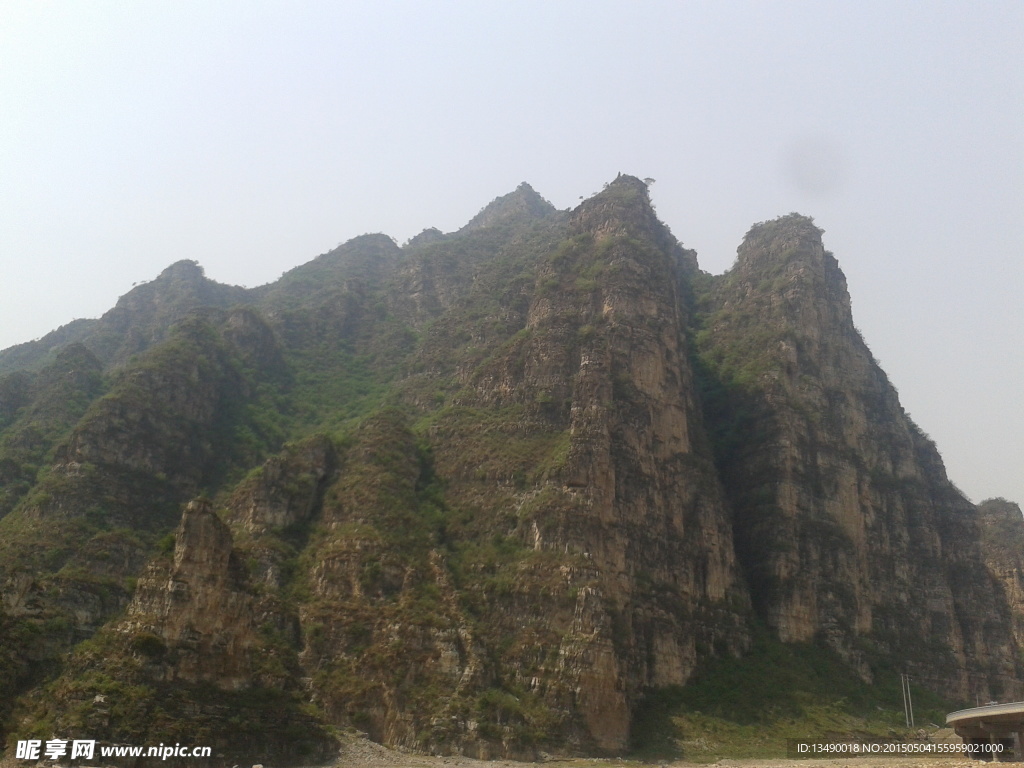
xmin=901 ymin=673 xmax=915 ymax=727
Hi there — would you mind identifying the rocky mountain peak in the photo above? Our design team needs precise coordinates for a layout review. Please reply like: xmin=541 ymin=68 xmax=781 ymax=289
xmin=978 ymin=498 xmax=1024 ymax=562
xmin=156 ymin=259 xmax=206 ymax=283
xmin=1 ymin=178 xmax=1021 ymax=762
xmin=736 ymin=213 xmax=825 ymax=272
xmin=980 ymin=497 xmax=1024 ymax=519
xmin=112 ymin=257 xmax=246 ymax=317
xmin=308 ymin=233 xmax=402 ymax=270
xmin=460 ymin=181 xmax=556 ymax=231
xmin=0 ymin=262 xmax=246 ymax=375
xmin=569 ymin=174 xmax=660 ymax=241
xmin=405 ymin=226 xmax=445 ymax=247
xmin=725 ymin=212 xmax=853 ymax=332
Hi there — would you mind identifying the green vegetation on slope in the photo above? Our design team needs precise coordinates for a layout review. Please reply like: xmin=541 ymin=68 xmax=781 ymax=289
xmin=631 ymin=633 xmax=956 ymax=761
xmin=0 ymin=184 xmax=1012 ymax=763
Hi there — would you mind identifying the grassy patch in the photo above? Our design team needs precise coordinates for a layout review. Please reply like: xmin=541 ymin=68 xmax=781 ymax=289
xmin=631 ymin=634 xmax=956 ymax=761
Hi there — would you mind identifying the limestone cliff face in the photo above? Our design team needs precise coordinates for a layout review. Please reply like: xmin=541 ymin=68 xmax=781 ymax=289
xmin=695 ymin=214 xmax=1018 ymax=698
xmin=295 ymin=412 xmax=499 ymax=755
xmin=124 ymin=499 xmax=285 ymax=687
xmin=978 ymin=499 xmax=1024 ymax=650
xmin=32 ymin=498 xmax=334 ymax=766
xmin=418 ymin=177 xmax=750 ymax=752
xmin=0 ymin=312 xmax=291 ymax=728
xmin=2 ymin=178 xmax=1022 ymax=761
xmin=0 ymin=318 xmax=242 ymax=598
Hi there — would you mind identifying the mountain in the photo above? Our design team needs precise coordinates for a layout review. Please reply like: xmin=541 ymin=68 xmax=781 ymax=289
xmin=0 ymin=260 xmax=249 ymax=376
xmin=977 ymin=498 xmax=1024 ymax=651
xmin=0 ymin=175 xmax=1020 ymax=763
xmin=694 ymin=214 xmax=1016 ymax=691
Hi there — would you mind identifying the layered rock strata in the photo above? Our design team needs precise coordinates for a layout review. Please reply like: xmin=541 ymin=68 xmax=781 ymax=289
xmin=0 ymin=177 xmax=1018 ymax=760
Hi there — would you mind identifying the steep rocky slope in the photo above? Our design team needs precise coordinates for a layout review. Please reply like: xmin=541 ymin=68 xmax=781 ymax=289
xmin=0 ymin=344 xmax=104 ymax=521
xmin=0 ymin=176 xmax=1019 ymax=762
xmin=0 ymin=261 xmax=250 ymax=376
xmin=977 ymin=499 xmax=1024 ymax=650
xmin=694 ymin=215 xmax=1018 ymax=698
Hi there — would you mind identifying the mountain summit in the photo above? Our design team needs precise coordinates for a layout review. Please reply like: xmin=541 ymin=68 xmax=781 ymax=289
xmin=460 ymin=181 xmax=556 ymax=231
xmin=0 ymin=178 xmax=1019 ymax=762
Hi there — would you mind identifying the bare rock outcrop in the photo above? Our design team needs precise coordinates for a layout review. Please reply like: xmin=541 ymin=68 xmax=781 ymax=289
xmin=2 ymin=177 xmax=1021 ymax=761
xmin=696 ymin=214 xmax=1019 ymax=698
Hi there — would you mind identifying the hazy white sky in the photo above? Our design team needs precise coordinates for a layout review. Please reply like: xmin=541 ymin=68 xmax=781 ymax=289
xmin=2 ymin=1 xmax=1021 ymax=505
